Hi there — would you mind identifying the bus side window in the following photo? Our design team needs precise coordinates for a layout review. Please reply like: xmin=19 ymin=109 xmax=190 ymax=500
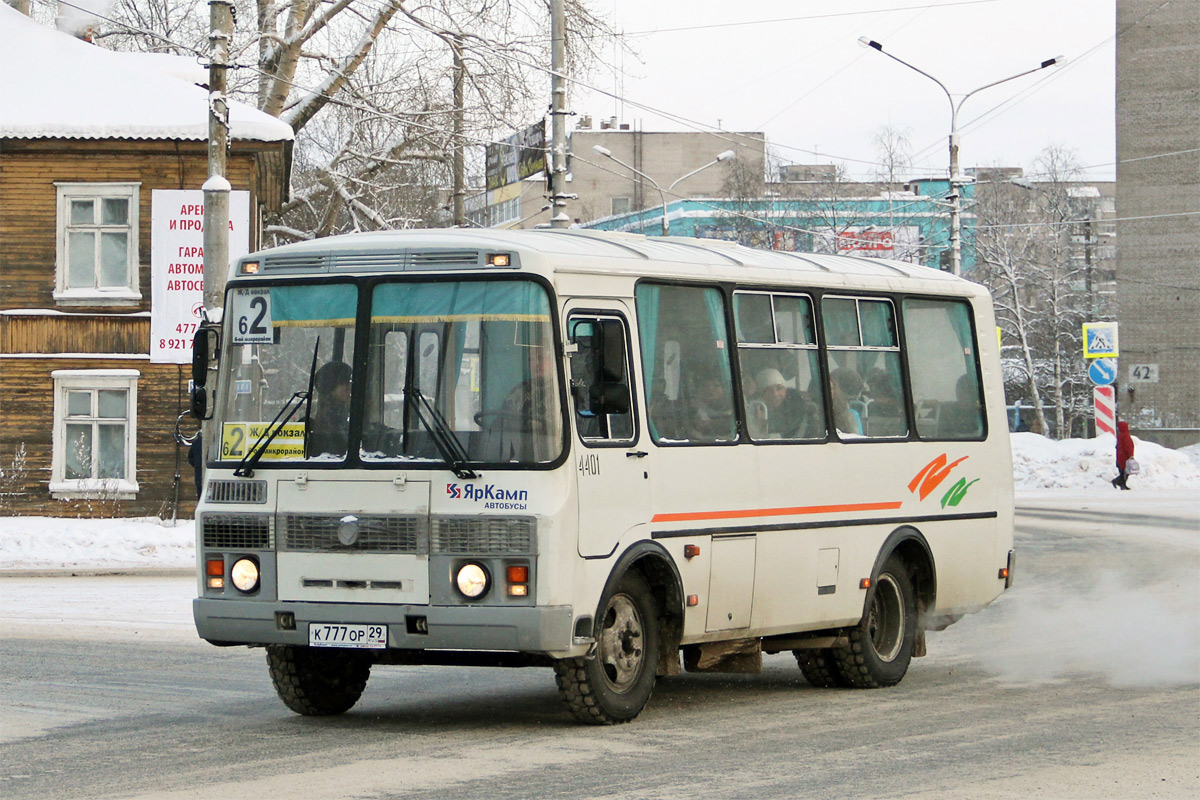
xmin=736 ymin=291 xmax=825 ymax=442
xmin=821 ymin=296 xmax=906 ymax=440
xmin=903 ymin=298 xmax=985 ymax=440
xmin=636 ymin=284 xmax=736 ymax=444
xmin=568 ymin=316 xmax=634 ymax=442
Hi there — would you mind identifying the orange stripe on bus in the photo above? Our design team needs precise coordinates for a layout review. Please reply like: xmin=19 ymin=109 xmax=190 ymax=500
xmin=651 ymin=501 xmax=904 ymax=524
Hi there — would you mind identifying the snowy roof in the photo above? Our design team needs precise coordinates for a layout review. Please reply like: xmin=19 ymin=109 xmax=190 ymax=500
xmin=0 ymin=4 xmax=292 ymax=143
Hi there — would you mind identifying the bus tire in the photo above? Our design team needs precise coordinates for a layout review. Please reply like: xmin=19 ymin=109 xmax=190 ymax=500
xmin=554 ymin=571 xmax=660 ymax=725
xmin=266 ymin=645 xmax=371 ymax=716
xmin=833 ymin=555 xmax=916 ymax=688
xmin=794 ymin=648 xmax=847 ymax=688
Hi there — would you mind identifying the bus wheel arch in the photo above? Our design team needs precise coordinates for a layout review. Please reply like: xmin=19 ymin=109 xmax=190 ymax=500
xmin=875 ymin=526 xmax=937 ymax=630
xmin=833 ymin=527 xmax=934 ymax=688
xmin=553 ymin=542 xmax=683 ymax=724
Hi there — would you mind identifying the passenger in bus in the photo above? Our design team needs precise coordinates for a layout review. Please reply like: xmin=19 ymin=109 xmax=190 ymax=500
xmin=939 ymin=374 xmax=984 ymax=437
xmin=502 ymin=345 xmax=555 ymax=430
xmin=691 ymin=375 xmax=735 ymax=439
xmin=751 ymin=368 xmax=809 ymax=438
xmin=310 ymin=360 xmax=352 ymax=456
xmin=865 ymin=367 xmax=906 ymax=436
xmin=830 ymin=369 xmax=865 ymax=436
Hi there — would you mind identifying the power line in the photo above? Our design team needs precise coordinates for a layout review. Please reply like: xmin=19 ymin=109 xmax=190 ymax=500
xmin=604 ymin=1 xmax=999 ymax=38
xmin=47 ymin=0 xmax=1192 ymax=214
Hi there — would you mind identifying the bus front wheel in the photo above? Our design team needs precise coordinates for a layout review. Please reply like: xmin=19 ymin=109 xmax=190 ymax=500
xmin=554 ymin=571 xmax=660 ymax=724
xmin=833 ymin=555 xmax=917 ymax=688
xmin=266 ymin=645 xmax=371 ymax=716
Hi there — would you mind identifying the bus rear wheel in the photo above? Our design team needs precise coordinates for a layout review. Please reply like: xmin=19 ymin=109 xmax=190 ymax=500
xmin=833 ymin=555 xmax=916 ymax=688
xmin=794 ymin=648 xmax=849 ymax=688
xmin=266 ymin=645 xmax=371 ymax=716
xmin=554 ymin=571 xmax=660 ymax=724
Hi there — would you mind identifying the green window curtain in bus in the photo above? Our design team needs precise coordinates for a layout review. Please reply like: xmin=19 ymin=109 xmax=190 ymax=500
xmin=271 ymin=284 xmax=357 ymax=327
xmin=947 ymin=301 xmax=976 ymax=367
xmin=859 ymin=299 xmax=897 ymax=347
xmin=371 ymin=281 xmax=550 ymax=322
xmin=947 ymin=300 xmax=982 ymax=407
xmin=702 ymin=288 xmax=733 ymax=386
xmin=635 ymin=284 xmax=661 ymax=439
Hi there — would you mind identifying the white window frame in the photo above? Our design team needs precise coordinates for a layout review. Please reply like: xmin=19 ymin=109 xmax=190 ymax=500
xmin=54 ymin=182 xmax=142 ymax=306
xmin=50 ymin=370 xmax=140 ymax=499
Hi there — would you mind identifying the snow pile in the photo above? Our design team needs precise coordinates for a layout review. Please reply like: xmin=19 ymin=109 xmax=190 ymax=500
xmin=1180 ymin=442 xmax=1200 ymax=471
xmin=0 ymin=517 xmax=194 ymax=572
xmin=1010 ymin=431 xmax=1200 ymax=490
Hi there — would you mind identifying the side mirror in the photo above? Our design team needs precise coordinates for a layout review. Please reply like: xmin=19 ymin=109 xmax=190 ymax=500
xmin=190 ymin=326 xmax=219 ymax=420
xmin=189 ymin=386 xmax=208 ymax=421
xmin=192 ymin=326 xmax=219 ymax=388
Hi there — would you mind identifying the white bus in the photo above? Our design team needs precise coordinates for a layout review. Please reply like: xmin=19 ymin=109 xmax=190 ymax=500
xmin=190 ymin=228 xmax=1013 ymax=724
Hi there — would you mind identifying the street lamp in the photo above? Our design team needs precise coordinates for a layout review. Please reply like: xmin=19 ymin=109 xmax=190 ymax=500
xmin=859 ymin=37 xmax=1065 ymax=275
xmin=592 ymin=145 xmax=736 ymax=236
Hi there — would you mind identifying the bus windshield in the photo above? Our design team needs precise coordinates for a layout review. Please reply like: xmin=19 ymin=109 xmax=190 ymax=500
xmin=361 ymin=279 xmax=562 ymax=466
xmin=213 ymin=278 xmax=563 ymax=468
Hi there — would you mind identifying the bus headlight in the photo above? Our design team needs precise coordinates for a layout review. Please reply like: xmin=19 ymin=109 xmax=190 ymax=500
xmin=455 ymin=563 xmax=490 ymax=599
xmin=230 ymin=558 xmax=260 ymax=593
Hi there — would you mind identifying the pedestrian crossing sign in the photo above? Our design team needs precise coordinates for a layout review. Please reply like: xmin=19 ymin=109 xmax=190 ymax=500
xmin=1082 ymin=321 xmax=1119 ymax=359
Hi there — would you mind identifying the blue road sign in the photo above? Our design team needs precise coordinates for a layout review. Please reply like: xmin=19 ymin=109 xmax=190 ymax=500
xmin=1089 ymin=357 xmax=1117 ymax=386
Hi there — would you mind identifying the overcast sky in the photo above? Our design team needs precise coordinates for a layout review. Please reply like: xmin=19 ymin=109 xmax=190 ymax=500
xmin=571 ymin=0 xmax=1117 ymax=181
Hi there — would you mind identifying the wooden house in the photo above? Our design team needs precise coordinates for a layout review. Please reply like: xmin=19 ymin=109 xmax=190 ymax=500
xmin=0 ymin=6 xmax=292 ymax=518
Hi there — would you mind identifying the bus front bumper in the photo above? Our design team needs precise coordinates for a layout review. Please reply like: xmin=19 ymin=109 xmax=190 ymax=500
xmin=193 ymin=598 xmax=576 ymax=655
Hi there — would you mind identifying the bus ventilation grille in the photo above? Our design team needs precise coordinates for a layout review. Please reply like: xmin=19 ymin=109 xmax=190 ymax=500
xmin=262 ymin=255 xmax=326 ymax=271
xmin=430 ymin=516 xmax=536 ymax=555
xmin=206 ymin=479 xmax=267 ymax=504
xmin=279 ymin=514 xmax=427 ymax=553
xmin=201 ymin=513 xmax=273 ymax=550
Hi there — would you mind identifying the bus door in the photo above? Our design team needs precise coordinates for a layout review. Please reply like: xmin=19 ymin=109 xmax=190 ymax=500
xmin=565 ymin=304 xmax=650 ymax=558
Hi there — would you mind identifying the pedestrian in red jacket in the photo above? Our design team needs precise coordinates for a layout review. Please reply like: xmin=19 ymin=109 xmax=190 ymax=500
xmin=1112 ymin=421 xmax=1135 ymax=490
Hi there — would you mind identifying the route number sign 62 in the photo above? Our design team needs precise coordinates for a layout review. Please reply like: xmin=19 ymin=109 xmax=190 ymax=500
xmin=230 ymin=287 xmax=273 ymax=344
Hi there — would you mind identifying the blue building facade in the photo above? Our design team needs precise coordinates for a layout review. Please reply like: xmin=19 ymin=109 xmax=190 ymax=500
xmin=582 ymin=179 xmax=976 ymax=272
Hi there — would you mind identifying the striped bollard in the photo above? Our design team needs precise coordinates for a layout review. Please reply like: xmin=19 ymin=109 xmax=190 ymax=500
xmin=1094 ymin=385 xmax=1116 ymax=435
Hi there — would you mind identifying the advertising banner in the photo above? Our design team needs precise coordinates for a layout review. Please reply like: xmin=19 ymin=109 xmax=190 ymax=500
xmin=150 ymin=189 xmax=251 ymax=364
xmin=814 ymin=226 xmax=922 ymax=263
xmin=485 ymin=121 xmax=546 ymax=190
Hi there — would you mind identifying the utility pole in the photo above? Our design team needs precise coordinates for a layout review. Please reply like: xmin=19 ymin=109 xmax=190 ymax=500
xmin=548 ymin=0 xmax=572 ymax=228
xmin=452 ymin=35 xmax=466 ymax=227
xmin=203 ymin=0 xmax=233 ymax=313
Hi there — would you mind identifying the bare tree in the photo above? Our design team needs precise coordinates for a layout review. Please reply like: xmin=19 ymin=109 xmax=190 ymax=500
xmin=974 ymin=146 xmax=1112 ymax=437
xmin=719 ymin=154 xmax=766 ymax=247
xmin=871 ymin=124 xmax=913 ymax=187
xmin=94 ymin=1 xmax=617 ymax=240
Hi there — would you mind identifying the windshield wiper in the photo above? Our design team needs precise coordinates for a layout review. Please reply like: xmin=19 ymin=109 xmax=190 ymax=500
xmin=234 ymin=390 xmax=309 ymax=477
xmin=235 ymin=339 xmax=320 ymax=477
xmin=300 ymin=339 xmax=320 ymax=458
xmin=409 ymin=389 xmax=478 ymax=480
